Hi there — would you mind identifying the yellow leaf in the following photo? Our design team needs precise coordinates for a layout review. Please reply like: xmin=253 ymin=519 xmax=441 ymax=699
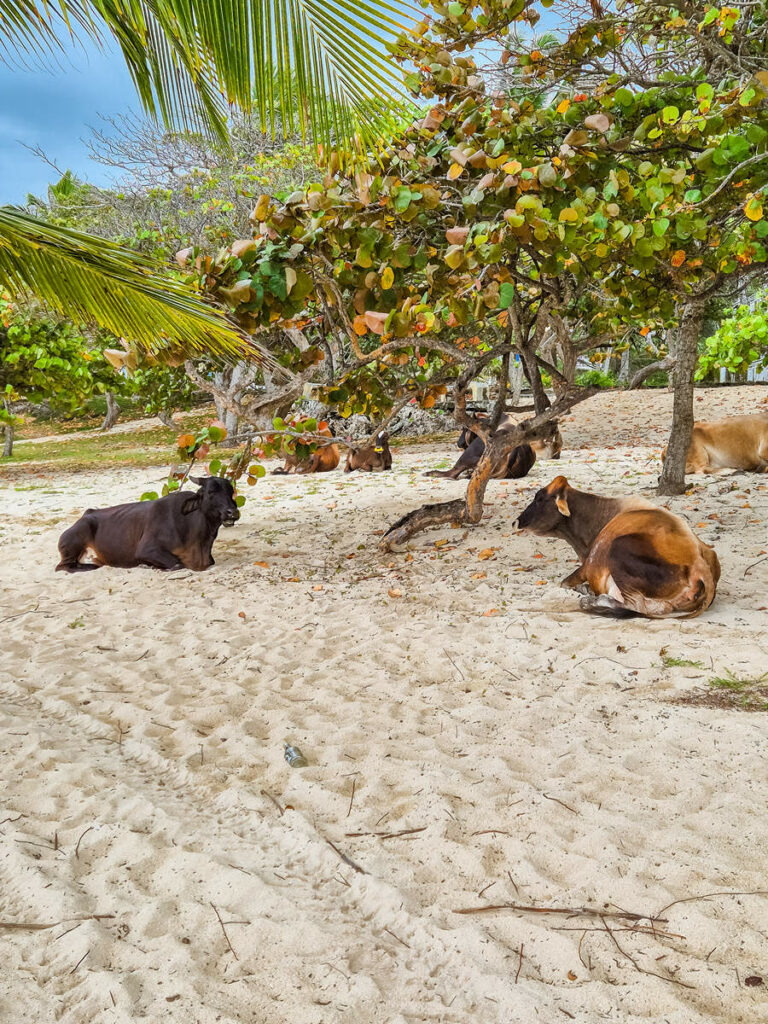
xmin=502 ymin=159 xmax=522 ymax=175
xmin=448 ymin=162 xmax=465 ymax=179
xmin=745 ymin=198 xmax=764 ymax=222
xmin=285 ymin=267 xmax=297 ymax=294
xmin=559 ymin=208 xmax=579 ymax=223
xmin=434 ymin=538 xmax=449 ymax=548
xmin=388 ymin=588 xmax=403 ymax=598
xmin=556 ymin=98 xmax=571 ymax=115
xmin=478 ymin=547 xmax=498 ymax=560
xmin=381 ymin=266 xmax=395 ymax=289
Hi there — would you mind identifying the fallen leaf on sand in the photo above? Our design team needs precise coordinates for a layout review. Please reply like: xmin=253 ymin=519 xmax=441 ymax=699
xmin=482 ymin=608 xmax=499 ymax=616
xmin=434 ymin=539 xmax=449 ymax=548
xmin=478 ymin=548 xmax=497 ymax=560
xmin=238 ymin=611 xmax=246 ymax=620
xmin=253 ymin=561 xmax=270 ymax=568
xmin=388 ymin=588 xmax=403 ymax=598
xmin=471 ymin=572 xmax=487 ymax=580
xmin=313 ymin=585 xmax=324 ymax=592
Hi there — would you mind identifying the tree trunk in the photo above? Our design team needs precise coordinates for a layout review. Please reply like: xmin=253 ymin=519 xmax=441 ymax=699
xmin=618 ymin=346 xmax=631 ymax=384
xmin=3 ymin=419 xmax=13 ymax=457
xmin=560 ymin=343 xmax=577 ymax=384
xmin=520 ymin=344 xmax=551 ymax=414
xmin=101 ymin=391 xmax=121 ymax=431
xmin=628 ymin=353 xmax=677 ymax=390
xmin=509 ymin=355 xmax=524 ymax=405
xmin=657 ymin=300 xmax=705 ymax=496
xmin=157 ymin=410 xmax=176 ymax=428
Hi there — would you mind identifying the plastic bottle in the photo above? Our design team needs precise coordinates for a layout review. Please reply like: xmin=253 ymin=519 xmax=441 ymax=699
xmin=283 ymin=740 xmax=308 ymax=767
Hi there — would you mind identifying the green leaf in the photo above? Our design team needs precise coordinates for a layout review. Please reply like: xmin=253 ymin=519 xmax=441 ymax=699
xmin=498 ymin=282 xmax=516 ymax=308
xmin=140 ymin=491 xmax=159 ymax=501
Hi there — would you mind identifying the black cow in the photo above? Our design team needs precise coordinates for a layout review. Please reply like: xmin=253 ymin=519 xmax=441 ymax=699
xmin=56 ymin=477 xmax=239 ymax=573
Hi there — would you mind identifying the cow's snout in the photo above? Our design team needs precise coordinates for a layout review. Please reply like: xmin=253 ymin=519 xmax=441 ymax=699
xmin=223 ymin=506 xmax=240 ymax=526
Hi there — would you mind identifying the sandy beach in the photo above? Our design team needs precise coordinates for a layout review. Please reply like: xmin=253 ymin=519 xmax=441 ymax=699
xmin=1 ymin=386 xmax=767 ymax=1024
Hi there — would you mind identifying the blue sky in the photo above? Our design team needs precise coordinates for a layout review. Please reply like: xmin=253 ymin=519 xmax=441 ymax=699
xmin=0 ymin=36 xmax=135 ymax=205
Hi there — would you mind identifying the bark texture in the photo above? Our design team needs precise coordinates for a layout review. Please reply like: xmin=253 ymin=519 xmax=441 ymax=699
xmin=101 ymin=391 xmax=121 ymax=431
xmin=657 ymin=300 xmax=705 ymax=495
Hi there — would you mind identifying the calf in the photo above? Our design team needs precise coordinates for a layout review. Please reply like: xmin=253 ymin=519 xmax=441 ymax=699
xmin=345 ymin=431 xmax=393 ymax=473
xmin=663 ymin=415 xmax=768 ymax=474
xmin=517 ymin=476 xmax=720 ymax=618
xmin=272 ymin=420 xmax=340 ymax=474
xmin=56 ymin=477 xmax=239 ymax=573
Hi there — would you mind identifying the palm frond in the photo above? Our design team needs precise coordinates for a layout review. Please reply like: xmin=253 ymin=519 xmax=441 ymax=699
xmin=0 ymin=208 xmax=280 ymax=366
xmin=1 ymin=1 xmax=419 ymax=157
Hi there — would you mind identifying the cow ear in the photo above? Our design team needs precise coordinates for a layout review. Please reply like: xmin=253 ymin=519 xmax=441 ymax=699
xmin=189 ymin=475 xmax=204 ymax=486
xmin=555 ymin=494 xmax=571 ymax=517
xmin=181 ymin=493 xmax=202 ymax=515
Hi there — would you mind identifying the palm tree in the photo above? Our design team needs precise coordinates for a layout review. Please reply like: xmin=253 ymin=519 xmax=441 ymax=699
xmin=0 ymin=1 xmax=415 ymax=355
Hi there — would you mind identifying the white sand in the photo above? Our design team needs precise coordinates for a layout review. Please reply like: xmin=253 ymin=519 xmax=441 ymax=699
xmin=1 ymin=387 xmax=767 ymax=1024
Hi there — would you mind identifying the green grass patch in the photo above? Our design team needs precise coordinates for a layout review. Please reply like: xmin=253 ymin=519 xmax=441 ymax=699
xmin=661 ymin=655 xmax=704 ymax=669
xmin=674 ymin=670 xmax=768 ymax=713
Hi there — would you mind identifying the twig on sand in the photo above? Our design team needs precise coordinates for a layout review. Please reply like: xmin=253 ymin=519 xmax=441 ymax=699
xmin=542 ymin=793 xmax=579 ymax=815
xmin=69 ymin=949 xmax=90 ymax=974
xmin=600 ymin=916 xmax=695 ymax=990
xmin=326 ymin=839 xmax=367 ymax=875
xmin=0 ymin=914 xmax=114 ymax=931
xmin=346 ymin=777 xmax=356 ymax=818
xmin=744 ymin=556 xmax=768 ymax=577
xmin=453 ymin=903 xmax=667 ymax=923
xmin=260 ymin=789 xmax=284 ymax=816
xmin=75 ymin=826 xmax=94 ymax=859
xmin=383 ymin=926 xmax=410 ymax=949
xmin=211 ymin=903 xmax=239 ymax=961
xmin=515 ymin=943 xmax=524 ymax=984
xmin=344 ymin=827 xmax=426 ymax=841
xmin=655 ymin=889 xmax=768 ymax=920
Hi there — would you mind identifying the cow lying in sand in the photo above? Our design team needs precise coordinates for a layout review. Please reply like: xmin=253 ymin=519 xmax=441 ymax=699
xmin=457 ymin=414 xmax=563 ymax=460
xmin=663 ymin=415 xmax=768 ymax=474
xmin=56 ymin=477 xmax=239 ymax=572
xmin=517 ymin=476 xmax=720 ymax=618
xmin=345 ymin=431 xmax=393 ymax=472
xmin=272 ymin=420 xmax=340 ymax=474
xmin=428 ymin=420 xmax=561 ymax=480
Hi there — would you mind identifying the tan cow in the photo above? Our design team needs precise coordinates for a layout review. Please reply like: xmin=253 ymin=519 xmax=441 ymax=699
xmin=517 ymin=476 xmax=720 ymax=618
xmin=272 ymin=419 xmax=340 ymax=474
xmin=663 ymin=415 xmax=768 ymax=474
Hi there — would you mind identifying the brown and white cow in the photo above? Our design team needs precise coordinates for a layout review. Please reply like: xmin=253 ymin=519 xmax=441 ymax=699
xmin=663 ymin=415 xmax=768 ymax=474
xmin=517 ymin=476 xmax=720 ymax=618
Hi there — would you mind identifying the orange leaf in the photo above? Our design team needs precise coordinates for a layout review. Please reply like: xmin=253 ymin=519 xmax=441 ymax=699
xmin=364 ymin=311 xmax=388 ymax=335
xmin=253 ymin=560 xmax=270 ymax=568
xmin=352 ymin=314 xmax=368 ymax=336
xmin=478 ymin=548 xmax=498 ymax=560
xmin=482 ymin=608 xmax=500 ymax=617
xmin=388 ymin=588 xmax=403 ymax=598
xmin=671 ymin=250 xmax=686 ymax=267
xmin=471 ymin=572 xmax=487 ymax=580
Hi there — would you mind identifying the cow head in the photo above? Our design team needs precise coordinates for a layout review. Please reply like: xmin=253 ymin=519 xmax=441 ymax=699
xmin=531 ymin=421 xmax=563 ymax=460
xmin=517 ymin=476 xmax=572 ymax=534
xmin=374 ymin=430 xmax=389 ymax=453
xmin=184 ymin=477 xmax=240 ymax=526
